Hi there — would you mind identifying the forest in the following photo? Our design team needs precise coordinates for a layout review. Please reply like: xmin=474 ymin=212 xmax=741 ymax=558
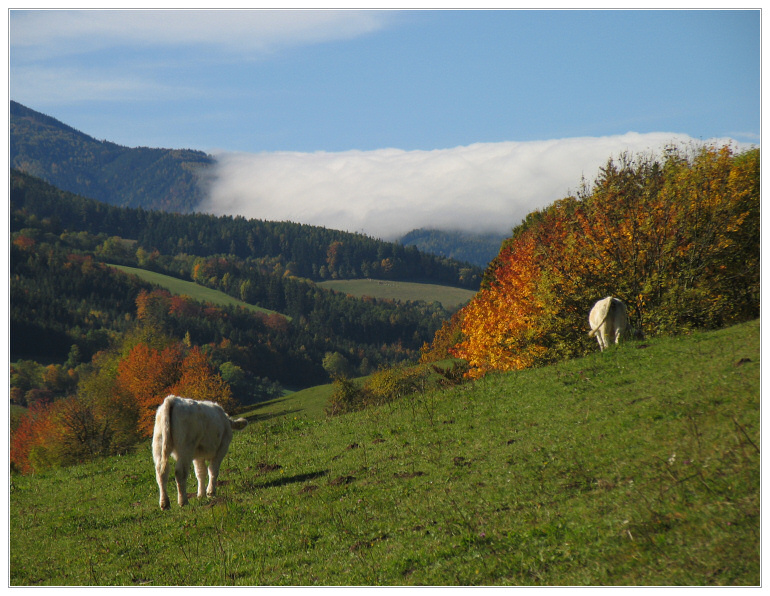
xmin=11 ymin=169 xmax=481 ymax=288
xmin=421 ymin=144 xmax=760 ymax=378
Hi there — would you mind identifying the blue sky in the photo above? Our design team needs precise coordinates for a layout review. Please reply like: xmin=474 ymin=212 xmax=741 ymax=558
xmin=8 ymin=9 xmax=761 ymax=238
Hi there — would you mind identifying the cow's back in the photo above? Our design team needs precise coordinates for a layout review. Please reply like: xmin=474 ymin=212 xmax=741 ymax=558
xmin=169 ymin=397 xmax=232 ymax=460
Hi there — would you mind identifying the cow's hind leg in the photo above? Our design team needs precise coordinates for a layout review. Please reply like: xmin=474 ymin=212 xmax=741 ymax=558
xmin=597 ymin=327 xmax=608 ymax=351
xmin=207 ymin=441 xmax=232 ymax=497
xmin=206 ymin=457 xmax=223 ymax=497
xmin=174 ymin=458 xmax=191 ymax=507
xmin=155 ymin=459 xmax=170 ymax=510
xmin=194 ymin=459 xmax=208 ymax=499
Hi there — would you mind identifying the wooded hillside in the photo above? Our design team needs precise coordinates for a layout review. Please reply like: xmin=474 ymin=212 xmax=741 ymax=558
xmin=10 ymin=101 xmax=213 ymax=212
xmin=11 ymin=169 xmax=481 ymax=289
xmin=399 ymin=228 xmax=507 ymax=268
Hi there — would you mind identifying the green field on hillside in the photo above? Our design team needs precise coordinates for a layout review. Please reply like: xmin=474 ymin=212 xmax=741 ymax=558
xmin=109 ymin=265 xmax=286 ymax=318
xmin=10 ymin=320 xmax=759 ymax=586
xmin=318 ymin=279 xmax=477 ymax=309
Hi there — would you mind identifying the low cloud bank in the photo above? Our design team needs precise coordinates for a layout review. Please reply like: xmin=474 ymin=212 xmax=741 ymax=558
xmin=201 ymin=132 xmax=748 ymax=240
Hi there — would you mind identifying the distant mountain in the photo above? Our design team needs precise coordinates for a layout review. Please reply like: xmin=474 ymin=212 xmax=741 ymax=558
xmin=10 ymin=100 xmax=213 ymax=212
xmin=399 ymin=228 xmax=507 ymax=269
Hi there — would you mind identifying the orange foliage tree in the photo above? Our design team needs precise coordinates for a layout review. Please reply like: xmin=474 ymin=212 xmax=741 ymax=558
xmin=115 ymin=341 xmax=233 ymax=437
xmin=420 ymin=309 xmax=465 ymax=363
xmin=451 ymin=231 xmax=548 ymax=378
xmin=116 ymin=342 xmax=183 ymax=436
xmin=167 ymin=346 xmax=234 ymax=409
xmin=10 ymin=398 xmax=87 ymax=474
xmin=11 ymin=400 xmax=54 ymax=474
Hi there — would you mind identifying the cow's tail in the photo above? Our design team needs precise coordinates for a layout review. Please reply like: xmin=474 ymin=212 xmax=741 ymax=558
xmin=152 ymin=395 xmax=176 ymax=475
xmin=229 ymin=416 xmax=248 ymax=431
xmin=588 ymin=297 xmax=613 ymax=338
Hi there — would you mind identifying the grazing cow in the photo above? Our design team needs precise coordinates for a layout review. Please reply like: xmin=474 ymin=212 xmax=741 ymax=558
xmin=588 ymin=296 xmax=628 ymax=351
xmin=152 ymin=395 xmax=248 ymax=510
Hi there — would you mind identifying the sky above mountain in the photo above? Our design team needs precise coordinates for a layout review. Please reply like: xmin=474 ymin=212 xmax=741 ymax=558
xmin=8 ymin=8 xmax=760 ymax=238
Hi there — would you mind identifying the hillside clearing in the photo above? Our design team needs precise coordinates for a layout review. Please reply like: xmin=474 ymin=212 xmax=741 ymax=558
xmin=10 ymin=320 xmax=759 ymax=586
xmin=318 ymin=279 xmax=477 ymax=310
xmin=109 ymin=264 xmax=287 ymax=318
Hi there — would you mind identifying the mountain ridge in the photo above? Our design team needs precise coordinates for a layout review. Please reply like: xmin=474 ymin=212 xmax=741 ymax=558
xmin=10 ymin=100 xmax=213 ymax=212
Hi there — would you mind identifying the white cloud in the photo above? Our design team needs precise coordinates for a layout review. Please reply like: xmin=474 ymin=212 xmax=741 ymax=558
xmin=10 ymin=65 xmax=191 ymax=104
xmin=201 ymin=133 xmax=750 ymax=240
xmin=10 ymin=9 xmax=392 ymax=59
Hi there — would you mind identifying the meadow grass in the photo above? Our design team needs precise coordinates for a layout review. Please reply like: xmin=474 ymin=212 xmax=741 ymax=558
xmin=9 ymin=320 xmax=759 ymax=586
xmin=317 ymin=279 xmax=477 ymax=309
xmin=242 ymin=383 xmax=335 ymax=422
xmin=109 ymin=265 xmax=286 ymax=318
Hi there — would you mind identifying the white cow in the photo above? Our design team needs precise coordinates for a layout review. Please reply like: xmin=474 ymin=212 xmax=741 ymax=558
xmin=152 ymin=395 xmax=248 ymax=510
xmin=588 ymin=296 xmax=628 ymax=351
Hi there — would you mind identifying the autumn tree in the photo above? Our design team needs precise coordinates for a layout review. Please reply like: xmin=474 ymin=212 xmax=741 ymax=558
xmin=451 ymin=231 xmax=548 ymax=378
xmin=116 ymin=342 xmax=183 ymax=435
xmin=10 ymin=400 xmax=53 ymax=474
xmin=420 ymin=309 xmax=465 ymax=363
xmin=167 ymin=346 xmax=233 ymax=410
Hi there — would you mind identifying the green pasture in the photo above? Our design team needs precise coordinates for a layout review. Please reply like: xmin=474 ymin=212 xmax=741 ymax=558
xmin=318 ymin=279 xmax=477 ymax=310
xmin=10 ymin=320 xmax=759 ymax=586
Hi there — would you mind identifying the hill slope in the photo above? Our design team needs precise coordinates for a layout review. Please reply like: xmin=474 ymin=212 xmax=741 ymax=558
xmin=10 ymin=100 xmax=213 ymax=212
xmin=318 ymin=279 xmax=476 ymax=310
xmin=11 ymin=168 xmax=481 ymax=290
xmin=10 ymin=320 xmax=759 ymax=585
xmin=12 ymin=170 xmax=484 ymax=394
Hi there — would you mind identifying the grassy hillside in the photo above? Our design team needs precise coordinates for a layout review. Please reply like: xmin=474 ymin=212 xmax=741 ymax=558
xmin=10 ymin=320 xmax=759 ymax=586
xmin=110 ymin=265 xmax=287 ymax=318
xmin=242 ymin=383 xmax=336 ymax=422
xmin=318 ymin=279 xmax=477 ymax=310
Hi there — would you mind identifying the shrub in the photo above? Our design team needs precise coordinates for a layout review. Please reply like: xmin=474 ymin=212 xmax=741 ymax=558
xmin=325 ymin=375 xmax=369 ymax=416
xmin=364 ymin=365 xmax=431 ymax=407
xmin=326 ymin=364 xmax=438 ymax=417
